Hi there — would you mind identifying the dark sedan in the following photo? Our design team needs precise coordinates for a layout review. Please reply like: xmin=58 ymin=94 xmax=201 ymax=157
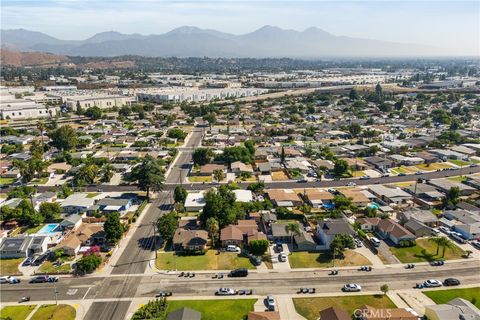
xmin=443 ymin=278 xmax=460 ymax=286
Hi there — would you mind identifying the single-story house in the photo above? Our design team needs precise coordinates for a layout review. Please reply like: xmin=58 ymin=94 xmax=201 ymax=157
xmin=172 ymin=228 xmax=209 ymax=252
xmin=266 ymin=189 xmax=303 ymax=207
xmin=167 ymin=307 xmax=201 ymax=320
xmin=357 ymin=218 xmax=415 ymax=245
xmin=199 ymin=164 xmax=226 ymax=176
xmin=293 ymin=231 xmax=318 ymax=251
xmin=59 ymin=214 xmax=83 ymax=231
xmin=184 ymin=192 xmax=206 ymax=211
xmin=319 ymin=307 xmax=350 ymax=320
xmin=0 ymin=236 xmax=48 ymax=258
xmin=303 ymin=188 xmax=334 ymax=208
xmin=397 ymin=209 xmax=438 ymax=227
xmin=95 ymin=197 xmax=133 ymax=213
xmin=271 ymin=223 xmax=292 ymax=243
xmin=357 ymin=305 xmax=418 ymax=320
xmin=60 ymin=194 xmax=96 ymax=214
xmin=57 ymin=224 xmax=106 ymax=256
xmin=368 ymin=185 xmax=412 ymax=205
xmin=404 ymin=219 xmax=433 ymax=237
xmin=231 ymin=161 xmax=254 ymax=175
xmin=428 ymin=178 xmax=476 ymax=196
xmin=338 ymin=189 xmax=370 ymax=207
xmin=424 ymin=298 xmax=480 ymax=320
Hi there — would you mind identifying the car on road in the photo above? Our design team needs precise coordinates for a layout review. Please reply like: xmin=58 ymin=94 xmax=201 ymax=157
xmin=443 ymin=278 xmax=460 ymax=286
xmin=278 ymin=254 xmax=287 ymax=262
xmin=266 ymin=295 xmax=276 ymax=311
xmin=216 ymin=288 xmax=237 ymax=296
xmin=398 ymin=173 xmax=407 ymax=176
xmin=423 ymin=279 xmax=442 ymax=288
xmin=342 ymin=283 xmax=362 ymax=292
xmin=297 ymin=178 xmax=308 ymax=183
xmin=471 ymin=240 xmax=480 ymax=249
xmin=347 ymin=182 xmax=357 ymax=186
xmin=229 ymin=268 xmax=248 ymax=277
xmin=359 ymin=175 xmax=370 ymax=180
xmin=0 ymin=276 xmax=20 ymax=284
xmin=29 ymin=276 xmax=58 ymax=283
xmin=415 ymin=171 xmax=424 ymax=175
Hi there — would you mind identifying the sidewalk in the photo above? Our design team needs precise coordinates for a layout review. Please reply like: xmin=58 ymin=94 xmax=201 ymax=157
xmin=276 ymin=295 xmax=306 ymax=320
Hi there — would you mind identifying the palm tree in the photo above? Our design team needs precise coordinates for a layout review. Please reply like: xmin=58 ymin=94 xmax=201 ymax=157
xmin=438 ymin=237 xmax=454 ymax=258
xmin=213 ymin=169 xmax=225 ymax=185
xmin=428 ymin=237 xmax=443 ymax=256
xmin=100 ymin=164 xmax=115 ymax=183
xmin=37 ymin=121 xmax=45 ymax=146
xmin=285 ymin=223 xmax=301 ymax=247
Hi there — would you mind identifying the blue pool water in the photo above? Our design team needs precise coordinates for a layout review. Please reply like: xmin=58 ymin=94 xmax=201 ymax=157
xmin=37 ymin=223 xmax=59 ymax=234
xmin=368 ymin=202 xmax=380 ymax=210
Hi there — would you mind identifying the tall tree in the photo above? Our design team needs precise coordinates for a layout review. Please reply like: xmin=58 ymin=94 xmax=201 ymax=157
xmin=104 ymin=212 xmax=124 ymax=244
xmin=129 ymin=155 xmax=165 ymax=199
xmin=205 ymin=217 xmax=219 ymax=247
xmin=49 ymin=125 xmax=78 ymax=151
xmin=428 ymin=237 xmax=443 ymax=255
xmin=285 ymin=223 xmax=300 ymax=246
xmin=213 ymin=169 xmax=225 ymax=184
xmin=192 ymin=148 xmax=213 ymax=166
xmin=443 ymin=186 xmax=461 ymax=208
xmin=173 ymin=186 xmax=188 ymax=204
xmin=280 ymin=146 xmax=286 ymax=164
xmin=157 ymin=211 xmax=177 ymax=241
xmin=99 ymin=164 xmax=115 ymax=183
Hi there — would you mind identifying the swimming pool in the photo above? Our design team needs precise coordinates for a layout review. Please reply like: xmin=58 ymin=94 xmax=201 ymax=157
xmin=37 ymin=223 xmax=60 ymax=234
xmin=368 ymin=202 xmax=380 ymax=210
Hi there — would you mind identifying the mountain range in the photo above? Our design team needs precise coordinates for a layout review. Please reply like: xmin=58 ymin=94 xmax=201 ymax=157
xmin=1 ymin=26 xmax=439 ymax=58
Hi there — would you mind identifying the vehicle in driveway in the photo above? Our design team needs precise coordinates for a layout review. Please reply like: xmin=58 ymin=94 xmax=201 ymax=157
xmin=423 ymin=279 xmax=442 ymax=288
xmin=229 ymin=268 xmax=248 ymax=277
xmin=278 ymin=254 xmax=287 ymax=262
xmin=471 ymin=240 xmax=480 ymax=249
xmin=450 ymin=232 xmax=467 ymax=244
xmin=275 ymin=243 xmax=284 ymax=253
xmin=216 ymin=288 xmax=237 ymax=296
xmin=369 ymin=237 xmax=381 ymax=247
xmin=22 ymin=257 xmax=33 ymax=266
xmin=342 ymin=284 xmax=362 ymax=292
xmin=439 ymin=226 xmax=451 ymax=235
xmin=266 ymin=295 xmax=276 ymax=311
xmin=443 ymin=278 xmax=460 ymax=286
xmin=226 ymin=245 xmax=241 ymax=252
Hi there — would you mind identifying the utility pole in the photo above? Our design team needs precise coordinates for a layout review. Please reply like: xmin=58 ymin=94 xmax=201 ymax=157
xmin=152 ymin=221 xmax=158 ymax=259
xmin=53 ymin=282 xmax=58 ymax=305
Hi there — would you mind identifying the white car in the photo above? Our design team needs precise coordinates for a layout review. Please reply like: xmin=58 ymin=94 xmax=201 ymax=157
xmin=0 ymin=276 xmax=20 ymax=284
xmin=342 ymin=283 xmax=362 ymax=292
xmin=423 ymin=279 xmax=442 ymax=288
xmin=226 ymin=245 xmax=240 ymax=252
xmin=266 ymin=295 xmax=276 ymax=311
xmin=278 ymin=254 xmax=287 ymax=262
xmin=216 ymin=288 xmax=237 ymax=296
xmin=439 ymin=226 xmax=451 ymax=235
xmin=347 ymin=182 xmax=357 ymax=186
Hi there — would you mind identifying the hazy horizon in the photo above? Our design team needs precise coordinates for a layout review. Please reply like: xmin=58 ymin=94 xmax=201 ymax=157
xmin=1 ymin=0 xmax=479 ymax=56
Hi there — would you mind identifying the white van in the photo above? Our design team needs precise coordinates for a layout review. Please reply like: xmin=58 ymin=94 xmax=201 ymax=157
xmin=226 ymin=245 xmax=240 ymax=252
xmin=370 ymin=237 xmax=381 ymax=247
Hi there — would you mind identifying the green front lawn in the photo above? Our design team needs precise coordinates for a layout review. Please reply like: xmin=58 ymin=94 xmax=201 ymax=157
xmin=30 ymin=304 xmax=75 ymax=320
xmin=294 ymin=295 xmax=396 ymax=320
xmin=0 ymin=177 xmax=16 ymax=186
xmin=29 ymin=177 xmax=49 ymax=185
xmin=288 ymin=250 xmax=371 ymax=269
xmin=0 ymin=258 xmax=23 ymax=276
xmin=86 ymin=192 xmax=100 ymax=198
xmin=424 ymin=287 xmax=480 ymax=308
xmin=390 ymin=238 xmax=465 ymax=263
xmin=187 ymin=176 xmax=212 ymax=183
xmin=156 ymin=250 xmax=255 ymax=271
xmin=166 ymin=299 xmax=255 ymax=320
xmin=39 ymin=261 xmax=72 ymax=274
xmin=0 ymin=305 xmax=37 ymax=320
xmin=449 ymin=159 xmax=471 ymax=166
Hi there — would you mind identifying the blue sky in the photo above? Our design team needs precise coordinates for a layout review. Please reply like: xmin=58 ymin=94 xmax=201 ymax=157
xmin=1 ymin=1 xmax=479 ymax=55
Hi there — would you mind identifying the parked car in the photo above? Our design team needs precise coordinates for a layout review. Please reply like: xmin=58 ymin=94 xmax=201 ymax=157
xmin=398 ymin=173 xmax=407 ymax=176
xmin=22 ymin=257 xmax=33 ymax=266
xmin=360 ymin=175 xmax=370 ymax=180
xmin=29 ymin=275 xmax=57 ymax=283
xmin=342 ymin=284 xmax=362 ymax=292
xmin=450 ymin=232 xmax=467 ymax=244
xmin=278 ymin=254 xmax=287 ymax=262
xmin=423 ymin=279 xmax=442 ymax=288
xmin=471 ymin=240 xmax=480 ymax=249
xmin=443 ymin=278 xmax=460 ymax=286
xmin=249 ymin=255 xmax=262 ymax=266
xmin=347 ymin=182 xmax=357 ymax=186
xmin=226 ymin=245 xmax=241 ymax=252
xmin=439 ymin=226 xmax=451 ymax=235
xmin=266 ymin=295 xmax=276 ymax=311
xmin=229 ymin=268 xmax=248 ymax=277
xmin=275 ymin=243 xmax=284 ymax=253
xmin=216 ymin=288 xmax=236 ymax=296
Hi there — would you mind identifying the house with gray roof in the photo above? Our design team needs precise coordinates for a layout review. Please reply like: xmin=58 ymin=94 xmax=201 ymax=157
xmin=425 ymin=298 xmax=480 ymax=320
xmin=0 ymin=236 xmax=48 ymax=258
xmin=316 ymin=218 xmax=355 ymax=250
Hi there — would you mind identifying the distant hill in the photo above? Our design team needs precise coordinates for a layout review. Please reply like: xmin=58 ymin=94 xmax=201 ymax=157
xmin=1 ymin=26 xmax=440 ymax=58
xmin=0 ymin=49 xmax=71 ymax=66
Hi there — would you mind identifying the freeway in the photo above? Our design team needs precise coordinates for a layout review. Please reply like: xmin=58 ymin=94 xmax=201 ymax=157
xmin=1 ymin=260 xmax=478 ymax=303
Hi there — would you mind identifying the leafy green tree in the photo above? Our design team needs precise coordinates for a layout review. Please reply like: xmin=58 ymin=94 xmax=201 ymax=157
xmin=244 ymin=140 xmax=255 ymax=155
xmin=76 ymin=253 xmax=101 ymax=273
xmin=219 ymin=146 xmax=253 ymax=165
xmin=129 ymin=155 xmax=165 ymax=199
xmin=200 ymin=186 xmax=242 ymax=228
xmin=349 ymin=88 xmax=359 ymax=100
xmin=49 ymin=125 xmax=78 ymax=151
xmin=119 ymin=106 xmax=131 ymax=117
xmin=84 ymin=106 xmax=102 ymax=119
xmin=17 ymin=199 xmax=44 ymax=226
xmin=131 ymin=298 xmax=167 ymax=320
xmin=247 ymin=182 xmax=264 ymax=193
xmin=173 ymin=186 xmax=188 ymax=204
xmin=348 ymin=123 xmax=362 ymax=137
xmin=7 ymin=186 xmax=35 ymax=200
xmin=333 ymin=159 xmax=350 ymax=177
xmin=249 ymin=239 xmax=269 ymax=255
xmin=330 ymin=234 xmax=354 ymax=258
xmin=157 ymin=211 xmax=177 ymax=241
xmin=213 ymin=169 xmax=225 ymax=183
xmin=39 ymin=202 xmax=61 ymax=221
xmin=443 ymin=186 xmax=461 ymax=208
xmin=74 ymin=164 xmax=99 ymax=186
xmin=380 ymin=284 xmax=389 ymax=295
xmin=58 ymin=184 xmax=73 ymax=199
xmin=104 ymin=212 xmax=124 ymax=244
xmin=192 ymin=148 xmax=213 ymax=166
xmin=167 ymin=128 xmax=187 ymax=140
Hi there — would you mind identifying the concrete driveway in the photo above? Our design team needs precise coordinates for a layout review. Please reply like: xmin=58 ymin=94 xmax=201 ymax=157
xmin=270 ymin=244 xmax=291 ymax=272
